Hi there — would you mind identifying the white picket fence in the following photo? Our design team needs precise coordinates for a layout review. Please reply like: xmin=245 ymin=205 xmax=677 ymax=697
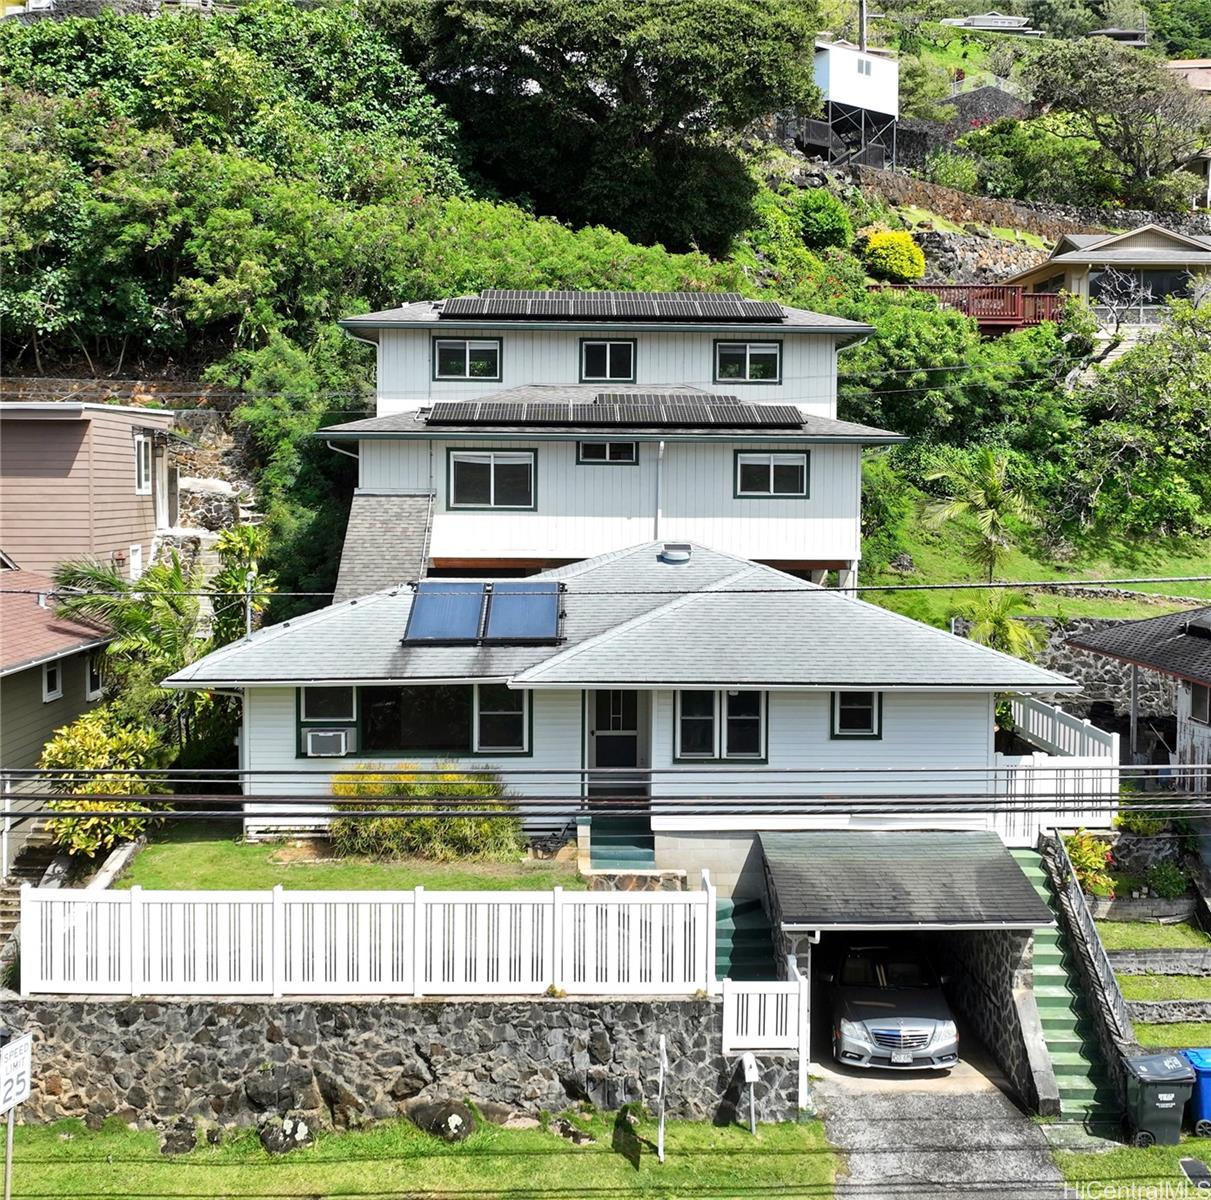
xmin=1010 ymin=696 xmax=1118 ymax=759
xmin=20 ymin=881 xmax=716 ymax=999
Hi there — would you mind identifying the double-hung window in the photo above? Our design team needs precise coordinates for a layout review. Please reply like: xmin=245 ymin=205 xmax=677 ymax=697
xmin=735 ymin=452 xmax=808 ymax=497
xmin=449 ymin=451 xmax=535 ymax=509
xmin=577 ymin=441 xmax=637 ymax=465
xmin=433 ymin=338 xmax=501 ymax=381
xmin=831 ymin=691 xmax=882 ymax=739
xmin=580 ymin=339 xmax=636 ymax=382
xmin=715 ymin=341 xmax=781 ymax=383
xmin=1193 ymin=682 xmax=1210 ymax=726
xmin=134 ymin=433 xmax=152 ymax=495
xmin=676 ymin=690 xmax=765 ymax=760
xmin=42 ymin=661 xmax=63 ymax=703
xmin=474 ymin=684 xmax=529 ymax=753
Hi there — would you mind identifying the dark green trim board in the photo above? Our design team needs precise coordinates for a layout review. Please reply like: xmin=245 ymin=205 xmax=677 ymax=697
xmin=575 ymin=441 xmax=639 ymax=465
xmin=830 ymin=690 xmax=883 ymax=740
xmin=578 ymin=337 xmax=637 ymax=384
xmin=445 ymin=447 xmax=538 ymax=511
xmin=733 ymin=449 xmax=810 ymax=499
xmin=430 ymin=335 xmax=503 ymax=382
xmin=672 ymin=689 xmax=769 ymax=764
xmin=712 ymin=338 xmax=783 ymax=385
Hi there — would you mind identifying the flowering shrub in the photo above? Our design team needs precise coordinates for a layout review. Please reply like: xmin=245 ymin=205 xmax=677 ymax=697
xmin=860 ymin=229 xmax=925 ymax=283
xmin=1064 ymin=829 xmax=1115 ymax=896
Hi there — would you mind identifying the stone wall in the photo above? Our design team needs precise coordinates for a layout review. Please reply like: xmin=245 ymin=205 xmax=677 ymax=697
xmin=917 ymin=229 xmax=1046 ymax=284
xmin=0 ymin=996 xmax=800 ymax=1131
xmin=0 ymin=375 xmax=225 ymax=408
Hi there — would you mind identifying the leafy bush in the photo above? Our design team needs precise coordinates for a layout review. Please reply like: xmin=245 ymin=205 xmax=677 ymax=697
xmin=329 ymin=763 xmax=524 ymax=861
xmin=1114 ymin=804 xmax=1166 ymax=838
xmin=1147 ymin=860 xmax=1191 ymax=901
xmin=790 ymin=189 xmax=853 ymax=251
xmin=38 ymin=708 xmax=162 ymax=855
xmin=859 ymin=229 xmax=925 ymax=283
xmin=1065 ymin=829 xmax=1114 ymax=896
xmin=924 ymin=150 xmax=979 ymax=194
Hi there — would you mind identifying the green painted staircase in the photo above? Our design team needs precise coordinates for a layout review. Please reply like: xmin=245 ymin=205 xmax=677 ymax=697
xmin=715 ymin=897 xmax=777 ymax=981
xmin=589 ymin=817 xmax=656 ymax=870
xmin=1011 ymin=848 xmax=1121 ymax=1126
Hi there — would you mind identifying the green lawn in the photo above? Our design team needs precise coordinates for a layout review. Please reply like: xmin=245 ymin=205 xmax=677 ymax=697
xmin=1133 ymin=1022 xmax=1211 ymax=1050
xmin=10 ymin=1114 xmax=836 ymax=1200
xmin=118 ymin=822 xmax=587 ymax=892
xmin=1096 ymin=921 xmax=1211 ymax=952
xmin=1057 ymin=1141 xmax=1200 ymax=1191
xmin=1119 ymin=974 xmax=1211 ymax=1001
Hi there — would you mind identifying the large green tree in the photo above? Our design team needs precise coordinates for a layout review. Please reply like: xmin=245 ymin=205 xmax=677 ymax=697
xmin=369 ymin=0 xmax=820 ymax=252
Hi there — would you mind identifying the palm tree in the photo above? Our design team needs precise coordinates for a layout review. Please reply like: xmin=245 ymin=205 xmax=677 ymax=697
xmin=958 ymin=590 xmax=1047 ymax=661
xmin=925 ymin=448 xmax=1033 ymax=583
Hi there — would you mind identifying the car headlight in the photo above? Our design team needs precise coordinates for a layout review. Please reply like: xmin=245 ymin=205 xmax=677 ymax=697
xmin=839 ymin=1019 xmax=867 ymax=1043
xmin=934 ymin=1020 xmax=958 ymax=1044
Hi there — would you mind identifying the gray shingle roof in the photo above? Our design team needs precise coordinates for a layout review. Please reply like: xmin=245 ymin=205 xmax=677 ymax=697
xmin=760 ymin=831 xmax=1055 ymax=928
xmin=1067 ymin=607 xmax=1211 ymax=686
xmin=322 ymin=387 xmax=904 ymax=444
xmin=165 ymin=542 xmax=1077 ymax=692
xmin=334 ymin=492 xmax=434 ymax=603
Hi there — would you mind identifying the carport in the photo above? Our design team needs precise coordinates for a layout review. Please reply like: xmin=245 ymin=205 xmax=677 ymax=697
xmin=758 ymin=831 xmax=1057 ymax=1107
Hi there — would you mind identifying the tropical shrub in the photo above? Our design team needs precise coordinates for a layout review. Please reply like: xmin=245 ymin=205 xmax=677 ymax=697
xmin=329 ymin=763 xmax=524 ymax=861
xmin=1064 ymin=829 xmax=1114 ymax=896
xmin=1147 ymin=860 xmax=1191 ymax=900
xmin=790 ymin=188 xmax=853 ymax=251
xmin=859 ymin=230 xmax=925 ymax=283
xmin=39 ymin=708 xmax=162 ymax=855
xmin=924 ymin=149 xmax=979 ymax=194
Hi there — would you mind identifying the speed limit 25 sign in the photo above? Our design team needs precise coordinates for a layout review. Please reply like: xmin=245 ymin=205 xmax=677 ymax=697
xmin=0 ymin=1035 xmax=32 ymax=1116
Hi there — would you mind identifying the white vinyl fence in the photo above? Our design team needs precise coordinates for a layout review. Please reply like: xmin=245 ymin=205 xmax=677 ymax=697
xmin=21 ymin=880 xmax=716 ymax=999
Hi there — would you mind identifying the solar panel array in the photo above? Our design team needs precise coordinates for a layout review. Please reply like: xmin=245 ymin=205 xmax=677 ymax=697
xmin=440 ymin=290 xmax=784 ymax=323
xmin=403 ymin=581 xmax=563 ymax=645
xmin=426 ymin=394 xmax=805 ymax=429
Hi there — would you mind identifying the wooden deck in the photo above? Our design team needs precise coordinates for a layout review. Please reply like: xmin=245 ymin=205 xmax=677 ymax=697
xmin=870 ymin=284 xmax=1064 ymax=330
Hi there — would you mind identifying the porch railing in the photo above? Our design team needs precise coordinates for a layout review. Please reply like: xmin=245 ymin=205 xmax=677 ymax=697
xmin=871 ymin=284 xmax=1063 ymax=326
xmin=21 ymin=877 xmax=717 ymax=999
xmin=1009 ymin=696 xmax=1118 ymax=759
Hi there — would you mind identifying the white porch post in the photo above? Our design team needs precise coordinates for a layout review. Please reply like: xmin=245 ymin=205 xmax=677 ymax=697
xmin=1129 ymin=664 xmax=1139 ymax=761
xmin=836 ymin=562 xmax=858 ymax=597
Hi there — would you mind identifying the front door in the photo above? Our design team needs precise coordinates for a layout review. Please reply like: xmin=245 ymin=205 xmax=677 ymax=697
xmin=588 ymin=690 xmax=649 ymax=801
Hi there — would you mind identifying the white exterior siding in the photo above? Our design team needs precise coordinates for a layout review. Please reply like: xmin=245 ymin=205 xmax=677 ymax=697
xmin=375 ymin=328 xmax=840 ymax=418
xmin=360 ymin=438 xmax=862 ymax=563
xmin=1178 ymin=680 xmax=1211 ymax=768
xmin=814 ymin=44 xmax=899 ymax=117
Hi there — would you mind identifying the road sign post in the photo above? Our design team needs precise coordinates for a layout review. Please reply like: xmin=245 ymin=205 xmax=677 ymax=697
xmin=0 ymin=1031 xmax=33 ymax=1200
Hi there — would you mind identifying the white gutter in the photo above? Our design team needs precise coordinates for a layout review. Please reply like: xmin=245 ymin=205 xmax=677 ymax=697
xmin=0 ymin=638 xmax=112 ymax=679
xmin=653 ymin=439 xmax=665 ymax=540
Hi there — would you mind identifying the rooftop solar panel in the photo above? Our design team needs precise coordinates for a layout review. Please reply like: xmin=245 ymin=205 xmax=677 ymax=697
xmin=484 ymin=582 xmax=562 ymax=642
xmin=435 ymin=290 xmax=787 ymax=322
xmin=424 ymin=395 xmax=805 ymax=428
xmin=403 ymin=582 xmax=484 ymax=643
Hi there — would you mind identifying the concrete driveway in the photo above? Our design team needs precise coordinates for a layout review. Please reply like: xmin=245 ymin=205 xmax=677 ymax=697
xmin=814 ymin=1034 xmax=1069 ymax=1199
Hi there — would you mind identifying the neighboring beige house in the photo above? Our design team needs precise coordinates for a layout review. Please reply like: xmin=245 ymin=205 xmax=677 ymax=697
xmin=0 ymin=402 xmax=176 ymax=578
xmin=1002 ymin=224 xmax=1211 ymax=322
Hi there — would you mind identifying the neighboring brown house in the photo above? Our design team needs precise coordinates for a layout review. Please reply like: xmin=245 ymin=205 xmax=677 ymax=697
xmin=0 ymin=402 xmax=176 ymax=578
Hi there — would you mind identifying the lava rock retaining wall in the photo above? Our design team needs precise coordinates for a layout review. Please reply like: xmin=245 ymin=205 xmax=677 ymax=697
xmin=0 ymin=996 xmax=799 ymax=1131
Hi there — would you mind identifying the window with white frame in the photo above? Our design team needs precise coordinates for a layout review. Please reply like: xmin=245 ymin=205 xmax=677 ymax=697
xmin=86 ymin=652 xmax=104 ymax=701
xmin=433 ymin=338 xmax=501 ymax=380
xmin=735 ymin=452 xmax=808 ymax=497
xmin=128 ymin=544 xmax=144 ymax=582
xmin=580 ymin=340 xmax=635 ymax=382
xmin=676 ymin=689 xmax=765 ymax=759
xmin=134 ymin=433 xmax=152 ymax=495
xmin=831 ymin=691 xmax=882 ymax=738
xmin=42 ymin=660 xmax=63 ymax=702
xmin=715 ymin=341 xmax=781 ymax=382
xmin=856 ymin=57 xmax=872 ymax=76
xmin=577 ymin=441 xmax=638 ymax=465
xmin=449 ymin=451 xmax=535 ymax=509
xmin=474 ymin=684 xmax=529 ymax=752
xmin=1193 ymin=682 xmax=1210 ymax=726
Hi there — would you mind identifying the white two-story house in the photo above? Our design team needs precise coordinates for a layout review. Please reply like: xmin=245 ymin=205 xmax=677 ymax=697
xmin=328 ymin=290 xmax=896 ymax=596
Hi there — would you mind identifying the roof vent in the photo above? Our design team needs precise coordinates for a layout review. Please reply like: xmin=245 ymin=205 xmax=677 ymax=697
xmin=1187 ymin=613 xmax=1211 ymax=640
xmin=659 ymin=543 xmax=692 ymax=565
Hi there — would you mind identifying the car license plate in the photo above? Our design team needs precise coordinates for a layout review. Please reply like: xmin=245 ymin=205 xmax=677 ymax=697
xmin=891 ymin=1051 xmax=913 ymax=1065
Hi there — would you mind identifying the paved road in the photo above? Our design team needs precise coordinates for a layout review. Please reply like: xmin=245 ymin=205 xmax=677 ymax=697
xmin=814 ymin=1046 xmax=1070 ymax=1199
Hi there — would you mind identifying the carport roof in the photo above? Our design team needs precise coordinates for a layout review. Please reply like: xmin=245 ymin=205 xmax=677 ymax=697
xmin=760 ymin=831 xmax=1054 ymax=930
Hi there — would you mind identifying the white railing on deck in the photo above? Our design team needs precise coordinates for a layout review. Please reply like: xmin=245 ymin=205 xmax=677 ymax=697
xmin=21 ymin=880 xmax=716 ymax=999
xmin=993 ymin=755 xmax=1120 ymax=846
xmin=1010 ymin=697 xmax=1117 ymax=759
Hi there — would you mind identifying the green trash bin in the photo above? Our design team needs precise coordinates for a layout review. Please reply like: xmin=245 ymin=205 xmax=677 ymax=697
xmin=1124 ymin=1053 xmax=1195 ymax=1147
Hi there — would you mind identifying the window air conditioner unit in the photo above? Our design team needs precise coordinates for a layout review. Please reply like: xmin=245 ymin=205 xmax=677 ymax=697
xmin=305 ymin=729 xmax=348 ymax=757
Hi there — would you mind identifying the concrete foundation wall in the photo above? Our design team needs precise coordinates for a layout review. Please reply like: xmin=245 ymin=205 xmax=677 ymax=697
xmin=653 ymin=832 xmax=767 ymax=897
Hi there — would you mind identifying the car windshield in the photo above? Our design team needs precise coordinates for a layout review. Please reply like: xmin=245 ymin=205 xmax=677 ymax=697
xmin=839 ymin=952 xmax=937 ymax=989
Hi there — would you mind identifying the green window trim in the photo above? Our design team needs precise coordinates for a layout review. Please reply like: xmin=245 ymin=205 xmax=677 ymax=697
xmin=295 ymin=685 xmax=534 ymax=758
xmin=575 ymin=441 xmax=639 ymax=465
xmin=673 ymin=689 xmax=769 ymax=763
xmin=579 ymin=338 xmax=637 ymax=384
xmin=446 ymin=448 xmax=538 ymax=511
xmin=830 ymin=690 xmax=883 ymax=740
xmin=431 ymin=335 xmax=503 ymax=382
xmin=712 ymin=338 xmax=783 ymax=385
xmin=733 ymin=450 xmax=810 ymax=499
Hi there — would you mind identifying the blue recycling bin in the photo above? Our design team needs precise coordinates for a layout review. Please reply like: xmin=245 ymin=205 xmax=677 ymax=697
xmin=1181 ymin=1049 xmax=1211 ymax=1136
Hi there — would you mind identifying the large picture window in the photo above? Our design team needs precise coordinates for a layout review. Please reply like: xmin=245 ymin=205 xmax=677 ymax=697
xmin=714 ymin=341 xmax=781 ymax=383
xmin=676 ymin=689 xmax=765 ymax=760
xmin=735 ymin=452 xmax=808 ymax=498
xmin=449 ymin=451 xmax=535 ymax=509
xmin=433 ymin=338 xmax=502 ymax=381
xmin=362 ymin=685 xmax=473 ymax=753
xmin=831 ymin=691 xmax=882 ymax=739
xmin=580 ymin=339 xmax=636 ymax=382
